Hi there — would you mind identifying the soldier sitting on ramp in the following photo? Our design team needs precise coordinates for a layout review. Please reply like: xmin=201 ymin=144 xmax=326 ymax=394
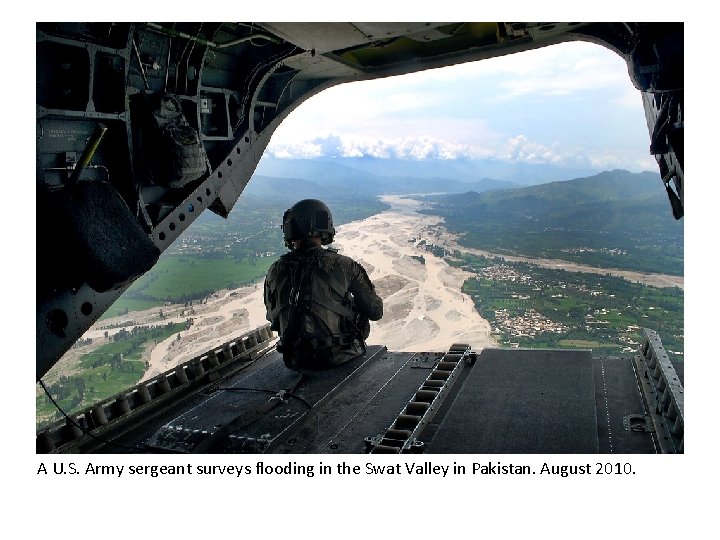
xmin=264 ymin=199 xmax=383 ymax=369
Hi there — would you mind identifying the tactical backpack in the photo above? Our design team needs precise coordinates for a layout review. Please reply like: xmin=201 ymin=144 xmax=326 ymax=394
xmin=146 ymin=94 xmax=208 ymax=189
xmin=271 ymin=250 xmax=367 ymax=367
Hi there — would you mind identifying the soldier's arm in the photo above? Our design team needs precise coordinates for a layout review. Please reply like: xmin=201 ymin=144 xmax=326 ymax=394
xmin=264 ymin=263 xmax=278 ymax=328
xmin=349 ymin=263 xmax=383 ymax=321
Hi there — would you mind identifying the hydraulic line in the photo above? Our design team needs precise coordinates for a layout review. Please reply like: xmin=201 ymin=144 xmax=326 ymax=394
xmin=145 ymin=22 xmax=280 ymax=49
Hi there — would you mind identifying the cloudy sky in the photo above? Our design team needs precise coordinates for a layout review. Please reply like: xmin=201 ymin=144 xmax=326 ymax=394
xmin=266 ymin=40 xmax=656 ymax=172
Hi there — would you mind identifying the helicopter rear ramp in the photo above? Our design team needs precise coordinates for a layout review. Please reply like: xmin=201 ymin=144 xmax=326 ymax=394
xmin=428 ymin=348 xmax=600 ymax=453
xmin=37 ymin=326 xmax=682 ymax=454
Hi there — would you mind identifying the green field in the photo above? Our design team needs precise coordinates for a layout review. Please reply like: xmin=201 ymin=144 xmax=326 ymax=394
xmin=558 ymin=339 xmax=607 ymax=348
xmin=36 ymin=322 xmax=185 ymax=428
xmin=102 ymin=256 xmax=275 ymax=319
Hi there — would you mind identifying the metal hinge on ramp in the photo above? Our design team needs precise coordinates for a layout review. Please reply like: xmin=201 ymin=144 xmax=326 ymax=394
xmin=365 ymin=343 xmax=476 ymax=454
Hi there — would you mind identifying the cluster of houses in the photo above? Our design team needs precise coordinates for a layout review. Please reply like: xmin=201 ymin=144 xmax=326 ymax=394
xmin=493 ymin=308 xmax=570 ymax=341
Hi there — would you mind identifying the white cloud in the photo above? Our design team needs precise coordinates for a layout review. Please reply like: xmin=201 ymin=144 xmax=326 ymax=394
xmin=267 ymin=133 xmax=494 ymax=160
xmin=584 ymin=151 xmax=657 ymax=172
xmin=266 ymin=131 xmax=654 ymax=172
xmin=266 ymin=40 xmax=652 ymax=172
xmin=504 ymin=135 xmax=563 ymax=164
xmin=499 ymin=134 xmax=656 ymax=171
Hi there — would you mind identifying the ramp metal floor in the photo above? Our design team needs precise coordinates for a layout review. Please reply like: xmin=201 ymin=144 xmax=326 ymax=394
xmin=40 ymin=331 xmax=674 ymax=454
xmin=108 ymin=347 xmax=657 ymax=454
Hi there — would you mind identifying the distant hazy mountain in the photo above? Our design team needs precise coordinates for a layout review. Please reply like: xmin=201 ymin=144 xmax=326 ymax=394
xmin=250 ymin=158 xmax=518 ymax=197
xmin=256 ymin=155 xmax=600 ymax=186
xmin=243 ymin=175 xmax=333 ymax=200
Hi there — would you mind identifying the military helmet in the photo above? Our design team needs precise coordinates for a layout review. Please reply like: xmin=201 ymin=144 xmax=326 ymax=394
xmin=282 ymin=199 xmax=336 ymax=248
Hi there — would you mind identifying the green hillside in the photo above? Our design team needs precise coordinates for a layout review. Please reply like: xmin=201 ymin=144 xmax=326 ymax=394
xmin=424 ymin=170 xmax=684 ymax=275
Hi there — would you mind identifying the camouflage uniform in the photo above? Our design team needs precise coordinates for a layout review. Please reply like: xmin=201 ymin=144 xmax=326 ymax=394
xmin=264 ymin=245 xmax=383 ymax=368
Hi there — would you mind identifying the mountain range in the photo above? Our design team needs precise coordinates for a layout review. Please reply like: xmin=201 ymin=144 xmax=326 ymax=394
xmin=243 ymin=160 xmax=682 ymax=246
xmin=210 ymin=161 xmax=683 ymax=275
xmin=426 ymin=170 xmax=675 ymax=230
xmin=245 ymin=156 xmax=603 ymax=201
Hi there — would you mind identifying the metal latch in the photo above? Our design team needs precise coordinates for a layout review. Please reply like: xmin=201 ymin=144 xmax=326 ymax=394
xmin=623 ymin=414 xmax=655 ymax=433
